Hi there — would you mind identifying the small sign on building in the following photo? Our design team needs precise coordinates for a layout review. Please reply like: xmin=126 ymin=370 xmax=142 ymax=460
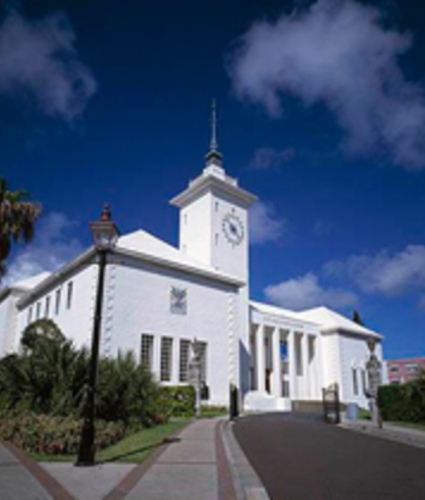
xmin=170 ymin=287 xmax=187 ymax=315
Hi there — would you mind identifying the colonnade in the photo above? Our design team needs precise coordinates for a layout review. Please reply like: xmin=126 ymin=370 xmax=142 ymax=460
xmin=251 ymin=323 xmax=321 ymax=401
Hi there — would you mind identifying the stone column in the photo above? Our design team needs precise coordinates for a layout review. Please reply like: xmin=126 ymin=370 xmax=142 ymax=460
xmin=288 ymin=330 xmax=297 ymax=400
xmin=303 ymin=334 xmax=310 ymax=400
xmin=256 ymin=323 xmax=265 ymax=392
xmin=272 ymin=327 xmax=282 ymax=398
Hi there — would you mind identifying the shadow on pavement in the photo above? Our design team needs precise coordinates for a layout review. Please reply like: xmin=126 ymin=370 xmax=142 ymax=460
xmin=98 ymin=436 xmax=181 ymax=464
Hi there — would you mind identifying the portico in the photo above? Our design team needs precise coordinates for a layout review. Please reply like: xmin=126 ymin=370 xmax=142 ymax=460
xmin=245 ymin=301 xmax=323 ymax=411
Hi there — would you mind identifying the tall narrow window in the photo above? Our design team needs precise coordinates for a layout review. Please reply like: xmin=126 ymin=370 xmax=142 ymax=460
xmin=179 ymin=339 xmax=191 ymax=382
xmin=66 ymin=282 xmax=73 ymax=309
xmin=198 ymin=342 xmax=208 ymax=382
xmin=141 ymin=334 xmax=154 ymax=372
xmin=35 ymin=302 xmax=41 ymax=319
xmin=45 ymin=296 xmax=50 ymax=318
xmin=352 ymin=368 xmax=358 ymax=395
xmin=55 ymin=289 xmax=61 ymax=315
xmin=27 ymin=307 xmax=33 ymax=325
xmin=361 ymin=369 xmax=366 ymax=393
xmin=160 ymin=337 xmax=173 ymax=382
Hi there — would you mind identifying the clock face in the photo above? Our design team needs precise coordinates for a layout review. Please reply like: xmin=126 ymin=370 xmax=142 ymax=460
xmin=222 ymin=213 xmax=244 ymax=246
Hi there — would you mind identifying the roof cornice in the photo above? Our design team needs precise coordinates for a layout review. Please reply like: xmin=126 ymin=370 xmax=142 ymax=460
xmin=115 ymin=246 xmax=245 ymax=287
xmin=170 ymin=174 xmax=257 ymax=208
xmin=17 ymin=243 xmax=244 ymax=309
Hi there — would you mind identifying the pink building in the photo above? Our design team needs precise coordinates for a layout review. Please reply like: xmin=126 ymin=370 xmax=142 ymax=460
xmin=387 ymin=357 xmax=425 ymax=384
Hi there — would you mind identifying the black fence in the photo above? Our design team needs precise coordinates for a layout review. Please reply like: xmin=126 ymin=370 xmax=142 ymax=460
xmin=322 ymin=383 xmax=341 ymax=424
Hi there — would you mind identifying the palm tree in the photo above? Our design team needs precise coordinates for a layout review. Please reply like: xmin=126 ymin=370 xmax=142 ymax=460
xmin=0 ymin=178 xmax=41 ymax=279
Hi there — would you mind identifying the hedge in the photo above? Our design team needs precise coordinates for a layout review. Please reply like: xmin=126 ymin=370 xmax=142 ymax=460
xmin=0 ymin=412 xmax=125 ymax=456
xmin=156 ymin=385 xmax=196 ymax=418
xmin=378 ymin=376 xmax=425 ymax=424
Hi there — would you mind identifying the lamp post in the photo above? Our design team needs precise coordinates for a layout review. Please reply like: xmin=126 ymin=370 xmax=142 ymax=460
xmin=76 ymin=204 xmax=119 ymax=466
xmin=365 ymin=337 xmax=382 ymax=428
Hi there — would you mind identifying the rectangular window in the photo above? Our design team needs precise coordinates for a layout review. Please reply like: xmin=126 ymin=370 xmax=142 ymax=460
xmin=55 ymin=289 xmax=61 ymax=315
xmin=45 ymin=296 xmax=50 ymax=318
xmin=198 ymin=342 xmax=207 ymax=382
xmin=140 ymin=334 xmax=154 ymax=372
xmin=179 ymin=339 xmax=191 ymax=382
xmin=160 ymin=337 xmax=173 ymax=382
xmin=352 ymin=368 xmax=358 ymax=396
xmin=66 ymin=282 xmax=73 ymax=309
xmin=36 ymin=302 xmax=41 ymax=320
xmin=361 ymin=369 xmax=366 ymax=393
xmin=27 ymin=307 xmax=33 ymax=325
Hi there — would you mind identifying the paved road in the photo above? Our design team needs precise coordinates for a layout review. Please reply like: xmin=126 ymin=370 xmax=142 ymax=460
xmin=233 ymin=414 xmax=425 ymax=500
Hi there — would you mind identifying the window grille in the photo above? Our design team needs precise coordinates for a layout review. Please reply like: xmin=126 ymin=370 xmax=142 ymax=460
xmin=141 ymin=334 xmax=154 ymax=372
xmin=197 ymin=341 xmax=208 ymax=383
xmin=352 ymin=367 xmax=358 ymax=395
xmin=55 ymin=289 xmax=61 ymax=315
xmin=45 ymin=296 xmax=50 ymax=318
xmin=361 ymin=369 xmax=366 ymax=393
xmin=66 ymin=282 xmax=73 ymax=309
xmin=27 ymin=307 xmax=33 ymax=325
xmin=179 ymin=339 xmax=191 ymax=382
xmin=160 ymin=337 xmax=173 ymax=382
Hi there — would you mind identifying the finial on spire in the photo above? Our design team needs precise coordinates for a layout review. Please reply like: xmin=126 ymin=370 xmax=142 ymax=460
xmin=205 ymin=99 xmax=223 ymax=167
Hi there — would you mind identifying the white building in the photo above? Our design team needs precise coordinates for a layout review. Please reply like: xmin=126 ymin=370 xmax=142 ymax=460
xmin=0 ymin=113 xmax=384 ymax=411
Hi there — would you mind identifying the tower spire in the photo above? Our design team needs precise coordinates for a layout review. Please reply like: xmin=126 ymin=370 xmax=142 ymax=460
xmin=210 ymin=99 xmax=218 ymax=151
xmin=205 ymin=99 xmax=223 ymax=167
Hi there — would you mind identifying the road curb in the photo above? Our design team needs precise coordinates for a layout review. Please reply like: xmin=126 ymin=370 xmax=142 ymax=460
xmin=221 ymin=419 xmax=269 ymax=500
xmin=339 ymin=421 xmax=425 ymax=449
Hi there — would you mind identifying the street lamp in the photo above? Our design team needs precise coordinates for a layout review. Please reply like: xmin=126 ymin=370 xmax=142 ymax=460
xmin=76 ymin=204 xmax=119 ymax=466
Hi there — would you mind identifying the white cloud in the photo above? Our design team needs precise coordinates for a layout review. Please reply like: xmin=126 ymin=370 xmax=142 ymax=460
xmin=4 ymin=212 xmax=83 ymax=285
xmin=0 ymin=11 xmax=96 ymax=121
xmin=264 ymin=272 xmax=358 ymax=310
xmin=249 ymin=147 xmax=295 ymax=170
xmin=249 ymin=201 xmax=287 ymax=245
xmin=229 ymin=0 xmax=425 ymax=169
xmin=324 ymin=245 xmax=425 ymax=295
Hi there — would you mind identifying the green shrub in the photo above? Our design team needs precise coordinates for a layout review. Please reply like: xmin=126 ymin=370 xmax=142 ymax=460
xmin=0 ymin=412 xmax=125 ymax=456
xmin=156 ymin=386 xmax=196 ymax=418
xmin=96 ymin=352 xmax=163 ymax=427
xmin=200 ymin=405 xmax=228 ymax=418
xmin=0 ymin=323 xmax=165 ymax=429
xmin=378 ymin=373 xmax=425 ymax=424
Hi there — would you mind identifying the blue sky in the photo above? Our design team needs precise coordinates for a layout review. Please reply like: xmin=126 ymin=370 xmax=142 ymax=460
xmin=1 ymin=0 xmax=425 ymax=359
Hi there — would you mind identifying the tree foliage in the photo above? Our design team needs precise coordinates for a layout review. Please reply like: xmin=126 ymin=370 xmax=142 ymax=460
xmin=0 ymin=178 xmax=41 ymax=279
xmin=352 ymin=310 xmax=364 ymax=326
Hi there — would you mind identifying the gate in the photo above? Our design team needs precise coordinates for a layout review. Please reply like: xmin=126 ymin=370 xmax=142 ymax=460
xmin=322 ymin=383 xmax=340 ymax=424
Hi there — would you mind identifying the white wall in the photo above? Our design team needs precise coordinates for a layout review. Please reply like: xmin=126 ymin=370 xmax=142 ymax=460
xmin=0 ymin=290 xmax=26 ymax=357
xmin=16 ymin=263 xmax=98 ymax=351
xmin=337 ymin=333 xmax=384 ymax=408
xmin=180 ymin=193 xmax=212 ymax=265
xmin=105 ymin=254 xmax=239 ymax=406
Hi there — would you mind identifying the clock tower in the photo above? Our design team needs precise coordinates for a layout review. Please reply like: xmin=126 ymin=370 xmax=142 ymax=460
xmin=170 ymin=101 xmax=257 ymax=282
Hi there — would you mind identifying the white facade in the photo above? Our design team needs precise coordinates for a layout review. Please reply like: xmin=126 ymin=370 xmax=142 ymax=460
xmin=0 ymin=141 xmax=384 ymax=411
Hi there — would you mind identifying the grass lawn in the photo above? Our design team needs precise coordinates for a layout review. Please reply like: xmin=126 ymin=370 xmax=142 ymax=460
xmin=387 ymin=421 xmax=425 ymax=432
xmin=32 ymin=418 xmax=189 ymax=464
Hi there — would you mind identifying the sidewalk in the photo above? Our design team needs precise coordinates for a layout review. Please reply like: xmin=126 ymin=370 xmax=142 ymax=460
xmin=0 ymin=417 xmax=267 ymax=500
xmin=339 ymin=418 xmax=425 ymax=449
